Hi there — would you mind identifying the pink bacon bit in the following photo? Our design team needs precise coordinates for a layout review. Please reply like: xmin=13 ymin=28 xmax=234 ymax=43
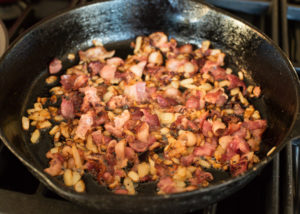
xmin=75 ymin=111 xmax=94 ymax=140
xmin=60 ymin=98 xmax=75 ymax=119
xmin=49 ymin=58 xmax=62 ymax=74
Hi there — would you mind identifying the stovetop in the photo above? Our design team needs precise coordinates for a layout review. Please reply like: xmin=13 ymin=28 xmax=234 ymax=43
xmin=0 ymin=0 xmax=298 ymax=214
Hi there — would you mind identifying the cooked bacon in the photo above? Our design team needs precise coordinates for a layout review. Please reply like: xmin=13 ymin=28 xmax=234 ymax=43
xmin=91 ymin=130 xmax=103 ymax=145
xmin=79 ymin=46 xmax=115 ymax=62
xmin=124 ymin=82 xmax=148 ymax=102
xmin=107 ymin=57 xmax=124 ymax=67
xmin=192 ymin=169 xmax=213 ymax=184
xmin=186 ymin=96 xmax=199 ymax=109
xmin=44 ymin=153 xmax=64 ymax=176
xmin=49 ymin=58 xmax=62 ymax=74
xmin=125 ymin=147 xmax=137 ymax=161
xmin=227 ymin=74 xmax=246 ymax=91
xmin=194 ymin=142 xmax=217 ymax=157
xmin=137 ymin=122 xmax=150 ymax=143
xmin=233 ymin=103 xmax=244 ymax=115
xmin=200 ymin=60 xmax=217 ymax=74
xmin=88 ymin=61 xmax=104 ymax=75
xmin=179 ymin=44 xmax=193 ymax=54
xmin=114 ymin=110 xmax=130 ymax=129
xmin=115 ymin=140 xmax=128 ymax=168
xmin=73 ymin=75 xmax=88 ymax=90
xmin=75 ymin=111 xmax=94 ymax=139
xmin=105 ymin=123 xmax=123 ymax=138
xmin=100 ymin=64 xmax=117 ymax=81
xmin=129 ymin=140 xmax=150 ymax=152
xmin=166 ymin=58 xmax=186 ymax=72
xmin=205 ymin=89 xmax=228 ymax=106
xmin=80 ymin=86 xmax=101 ymax=111
xmin=212 ymin=120 xmax=226 ymax=136
xmin=157 ymin=176 xmax=177 ymax=194
xmin=141 ymin=109 xmax=160 ymax=129
xmin=243 ymin=120 xmax=267 ymax=130
xmin=61 ymin=98 xmax=75 ymax=119
xmin=181 ymin=154 xmax=194 ymax=166
xmin=211 ymin=67 xmax=227 ymax=80
xmin=107 ymin=95 xmax=127 ymax=110
xmin=148 ymin=51 xmax=163 ymax=65
xmin=201 ymin=120 xmax=212 ymax=137
xmin=149 ymin=32 xmax=168 ymax=48
xmin=129 ymin=61 xmax=147 ymax=77
xmin=230 ymin=159 xmax=248 ymax=176
xmin=156 ymin=95 xmax=177 ymax=107
xmin=60 ymin=74 xmax=76 ymax=90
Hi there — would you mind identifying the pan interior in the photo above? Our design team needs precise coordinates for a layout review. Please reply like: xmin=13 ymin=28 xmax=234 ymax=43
xmin=0 ymin=0 xmax=298 ymax=209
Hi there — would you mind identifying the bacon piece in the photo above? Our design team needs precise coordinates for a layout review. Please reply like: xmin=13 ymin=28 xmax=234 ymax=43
xmin=44 ymin=153 xmax=64 ymax=176
xmin=137 ymin=122 xmax=150 ymax=143
xmin=179 ymin=44 xmax=193 ymax=54
xmin=125 ymin=147 xmax=137 ymax=161
xmin=88 ymin=61 xmax=104 ymax=75
xmin=194 ymin=142 xmax=217 ymax=157
xmin=129 ymin=140 xmax=150 ymax=152
xmin=224 ymin=136 xmax=249 ymax=160
xmin=49 ymin=58 xmax=62 ymax=74
xmin=211 ymin=67 xmax=227 ymax=80
xmin=124 ymin=82 xmax=148 ymax=102
xmin=114 ymin=189 xmax=128 ymax=195
xmin=79 ymin=46 xmax=115 ymax=62
xmin=227 ymin=74 xmax=246 ymax=91
xmin=60 ymin=98 xmax=75 ymax=119
xmin=230 ymin=159 xmax=248 ymax=176
xmin=114 ymin=110 xmax=130 ymax=129
xmin=105 ymin=123 xmax=123 ymax=138
xmin=100 ymin=64 xmax=117 ymax=81
xmin=141 ymin=109 xmax=160 ymax=129
xmin=243 ymin=120 xmax=267 ymax=130
xmin=148 ymin=51 xmax=163 ymax=66
xmin=73 ymin=75 xmax=88 ymax=90
xmin=200 ymin=60 xmax=217 ymax=74
xmin=233 ymin=103 xmax=244 ymax=115
xmin=60 ymin=74 xmax=76 ymax=91
xmin=80 ymin=86 xmax=101 ymax=111
xmin=181 ymin=154 xmax=194 ymax=166
xmin=75 ymin=111 xmax=94 ymax=139
xmin=185 ymin=96 xmax=199 ymax=109
xmin=190 ymin=169 xmax=213 ymax=185
xmin=204 ymin=89 xmax=227 ymax=106
xmin=149 ymin=32 xmax=168 ymax=48
xmin=115 ymin=140 xmax=128 ymax=168
xmin=129 ymin=61 xmax=147 ymax=77
xmin=157 ymin=176 xmax=177 ymax=194
xmin=156 ymin=95 xmax=177 ymax=107
xmin=166 ymin=58 xmax=186 ymax=72
xmin=201 ymin=120 xmax=212 ymax=137
xmin=107 ymin=95 xmax=127 ymax=110
xmin=107 ymin=57 xmax=124 ymax=67
xmin=92 ymin=130 xmax=103 ymax=145
xmin=212 ymin=120 xmax=226 ymax=136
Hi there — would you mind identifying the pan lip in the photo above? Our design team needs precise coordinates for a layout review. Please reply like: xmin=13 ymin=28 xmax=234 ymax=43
xmin=0 ymin=0 xmax=298 ymax=203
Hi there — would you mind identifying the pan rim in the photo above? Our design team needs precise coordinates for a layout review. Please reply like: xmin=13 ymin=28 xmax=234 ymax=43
xmin=0 ymin=0 xmax=298 ymax=203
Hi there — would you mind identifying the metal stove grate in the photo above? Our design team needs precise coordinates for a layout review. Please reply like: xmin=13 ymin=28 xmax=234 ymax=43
xmin=0 ymin=0 xmax=295 ymax=213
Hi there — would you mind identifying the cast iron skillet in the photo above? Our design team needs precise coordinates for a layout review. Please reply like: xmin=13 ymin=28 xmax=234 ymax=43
xmin=0 ymin=0 xmax=299 ymax=213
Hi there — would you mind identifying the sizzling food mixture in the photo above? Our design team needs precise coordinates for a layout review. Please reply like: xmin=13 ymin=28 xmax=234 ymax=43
xmin=22 ymin=32 xmax=267 ymax=194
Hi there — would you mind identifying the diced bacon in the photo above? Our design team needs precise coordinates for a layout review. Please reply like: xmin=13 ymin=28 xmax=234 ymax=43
xmin=211 ymin=67 xmax=227 ymax=80
xmin=44 ymin=154 xmax=64 ymax=176
xmin=200 ymin=60 xmax=217 ymax=74
xmin=148 ymin=51 xmax=163 ymax=65
xmin=247 ymin=138 xmax=260 ymax=151
xmin=107 ymin=57 xmax=124 ymax=67
xmin=227 ymin=74 xmax=246 ymax=91
xmin=194 ymin=111 xmax=209 ymax=129
xmin=212 ymin=120 xmax=226 ymax=136
xmin=181 ymin=154 xmax=194 ymax=166
xmin=115 ymin=140 xmax=128 ymax=168
xmin=49 ymin=58 xmax=62 ymax=74
xmin=149 ymin=32 xmax=168 ymax=48
xmin=129 ymin=61 xmax=147 ymax=77
xmin=129 ymin=140 xmax=151 ymax=152
xmin=73 ymin=75 xmax=88 ymax=90
xmin=75 ymin=111 xmax=94 ymax=139
xmin=60 ymin=74 xmax=76 ymax=90
xmin=114 ymin=189 xmax=128 ymax=195
xmin=80 ymin=86 xmax=101 ymax=110
xmin=219 ymin=136 xmax=233 ymax=150
xmin=100 ymin=64 xmax=117 ymax=81
xmin=157 ymin=176 xmax=177 ymax=194
xmin=194 ymin=142 xmax=217 ymax=157
xmin=114 ymin=110 xmax=130 ymax=129
xmin=224 ymin=136 xmax=249 ymax=160
xmin=94 ymin=112 xmax=108 ymax=126
xmin=91 ymin=130 xmax=103 ymax=145
xmin=105 ymin=123 xmax=123 ymax=138
xmin=179 ymin=44 xmax=193 ymax=54
xmin=243 ymin=119 xmax=267 ymax=130
xmin=193 ymin=169 xmax=213 ymax=184
xmin=205 ymin=89 xmax=228 ymax=106
xmin=233 ymin=103 xmax=244 ymax=115
xmin=107 ymin=95 xmax=127 ymax=110
xmin=251 ymin=128 xmax=265 ymax=139
xmin=88 ymin=61 xmax=104 ymax=75
xmin=125 ymin=147 xmax=137 ymax=161
xmin=137 ymin=122 xmax=150 ymax=143
xmin=124 ymin=82 xmax=148 ymax=102
xmin=166 ymin=58 xmax=185 ymax=72
xmin=185 ymin=96 xmax=199 ymax=109
xmin=141 ymin=109 xmax=160 ymax=129
xmin=79 ymin=46 xmax=115 ymax=62
xmin=230 ymin=159 xmax=248 ymax=176
xmin=201 ymin=120 xmax=212 ymax=137
xmin=60 ymin=98 xmax=75 ymax=119
xmin=156 ymin=95 xmax=177 ymax=107
xmin=232 ymin=127 xmax=247 ymax=138
xmin=226 ymin=122 xmax=242 ymax=135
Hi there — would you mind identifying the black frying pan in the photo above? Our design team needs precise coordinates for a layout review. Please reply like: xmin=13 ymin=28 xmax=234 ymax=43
xmin=0 ymin=0 xmax=299 ymax=213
